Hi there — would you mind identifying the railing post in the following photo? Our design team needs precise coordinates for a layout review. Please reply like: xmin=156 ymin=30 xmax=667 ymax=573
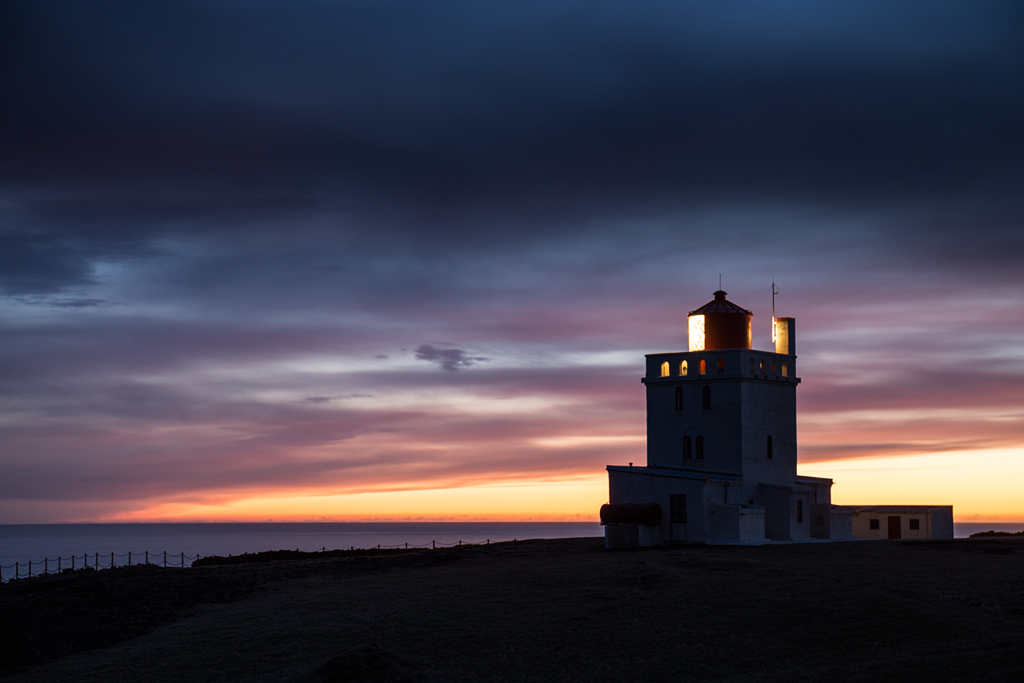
xmin=145 ymin=551 xmax=148 ymax=565
xmin=110 ymin=551 xmax=114 ymax=569
xmin=44 ymin=557 xmax=48 ymax=575
xmin=128 ymin=551 xmax=132 ymax=566
xmin=28 ymin=560 xmax=32 ymax=577
xmin=58 ymin=556 xmax=62 ymax=572
xmin=432 ymin=540 xmax=435 ymax=549
xmin=15 ymin=561 xmax=19 ymax=580
xmin=72 ymin=555 xmax=75 ymax=570
xmin=164 ymin=551 xmax=167 ymax=567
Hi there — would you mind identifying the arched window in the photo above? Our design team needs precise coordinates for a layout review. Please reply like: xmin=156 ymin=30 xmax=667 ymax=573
xmin=766 ymin=435 xmax=773 ymax=460
xmin=695 ymin=435 xmax=704 ymax=459
xmin=699 ymin=359 xmax=706 ymax=375
xmin=661 ymin=361 xmax=670 ymax=377
xmin=674 ymin=386 xmax=683 ymax=411
xmin=749 ymin=358 xmax=755 ymax=373
xmin=759 ymin=359 xmax=765 ymax=373
xmin=716 ymin=358 xmax=724 ymax=373
xmin=702 ymin=385 xmax=711 ymax=410
xmin=680 ymin=360 xmax=688 ymax=376
xmin=796 ymin=499 xmax=804 ymax=524
xmin=682 ymin=435 xmax=692 ymax=460
xmin=781 ymin=362 xmax=788 ymax=378
xmin=771 ymin=361 xmax=777 ymax=376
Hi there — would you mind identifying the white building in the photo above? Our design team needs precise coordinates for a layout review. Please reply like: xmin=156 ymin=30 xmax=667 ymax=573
xmin=600 ymin=290 xmax=952 ymax=547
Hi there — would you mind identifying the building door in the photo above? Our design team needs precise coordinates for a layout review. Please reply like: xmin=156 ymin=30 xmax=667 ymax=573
xmin=887 ymin=516 xmax=902 ymax=539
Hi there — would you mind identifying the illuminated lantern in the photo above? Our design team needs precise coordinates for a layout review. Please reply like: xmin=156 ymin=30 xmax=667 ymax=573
xmin=687 ymin=290 xmax=752 ymax=351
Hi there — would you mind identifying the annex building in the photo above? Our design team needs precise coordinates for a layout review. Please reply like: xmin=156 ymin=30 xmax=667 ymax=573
xmin=600 ymin=290 xmax=953 ymax=547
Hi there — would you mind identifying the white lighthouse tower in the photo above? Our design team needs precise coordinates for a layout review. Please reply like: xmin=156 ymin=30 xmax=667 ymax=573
xmin=600 ymin=290 xmax=834 ymax=546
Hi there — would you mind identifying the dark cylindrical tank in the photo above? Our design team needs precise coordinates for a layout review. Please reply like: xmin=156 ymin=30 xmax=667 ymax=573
xmin=600 ymin=503 xmax=662 ymax=526
xmin=688 ymin=290 xmax=752 ymax=350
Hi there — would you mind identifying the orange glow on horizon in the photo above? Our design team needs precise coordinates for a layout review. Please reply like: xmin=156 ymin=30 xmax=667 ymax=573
xmin=97 ymin=475 xmax=610 ymax=523
xmin=800 ymin=448 xmax=1024 ymax=522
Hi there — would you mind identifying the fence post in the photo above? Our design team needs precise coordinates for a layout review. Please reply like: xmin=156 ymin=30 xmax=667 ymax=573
xmin=145 ymin=551 xmax=148 ymax=565
xmin=58 ymin=556 xmax=62 ymax=572
xmin=111 ymin=551 xmax=114 ymax=569
xmin=458 ymin=540 xmax=461 ymax=547
xmin=44 ymin=557 xmax=48 ymax=575
xmin=128 ymin=551 xmax=132 ymax=566
xmin=432 ymin=540 xmax=435 ymax=549
xmin=15 ymin=562 xmax=19 ymax=580
xmin=28 ymin=560 xmax=32 ymax=577
xmin=164 ymin=551 xmax=167 ymax=567
xmin=180 ymin=553 xmax=184 ymax=568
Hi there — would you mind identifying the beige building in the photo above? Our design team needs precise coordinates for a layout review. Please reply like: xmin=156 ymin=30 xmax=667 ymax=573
xmin=842 ymin=505 xmax=954 ymax=540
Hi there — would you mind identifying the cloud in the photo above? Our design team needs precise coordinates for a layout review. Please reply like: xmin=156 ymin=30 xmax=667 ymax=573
xmin=414 ymin=344 xmax=490 ymax=372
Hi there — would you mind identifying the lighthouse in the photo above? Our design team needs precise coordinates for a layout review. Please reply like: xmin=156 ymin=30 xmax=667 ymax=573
xmin=600 ymin=289 xmax=832 ymax=546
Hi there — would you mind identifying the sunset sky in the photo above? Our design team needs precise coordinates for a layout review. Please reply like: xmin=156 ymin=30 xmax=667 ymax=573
xmin=2 ymin=1 xmax=1023 ymax=523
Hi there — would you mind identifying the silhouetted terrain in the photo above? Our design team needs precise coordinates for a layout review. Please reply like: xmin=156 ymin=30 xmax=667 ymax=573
xmin=3 ymin=538 xmax=1023 ymax=682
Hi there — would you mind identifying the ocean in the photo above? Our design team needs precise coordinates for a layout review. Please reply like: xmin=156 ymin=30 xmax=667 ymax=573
xmin=0 ymin=522 xmax=604 ymax=581
xmin=3 ymin=521 xmax=1022 ymax=582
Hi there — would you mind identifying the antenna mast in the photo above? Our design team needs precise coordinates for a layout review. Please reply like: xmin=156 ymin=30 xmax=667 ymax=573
xmin=771 ymin=280 xmax=779 ymax=343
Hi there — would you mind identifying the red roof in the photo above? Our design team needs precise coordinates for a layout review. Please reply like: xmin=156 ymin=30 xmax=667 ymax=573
xmin=688 ymin=290 xmax=752 ymax=317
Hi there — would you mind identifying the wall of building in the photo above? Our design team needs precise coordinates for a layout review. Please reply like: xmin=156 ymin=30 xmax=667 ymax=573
xmin=851 ymin=511 xmax=942 ymax=539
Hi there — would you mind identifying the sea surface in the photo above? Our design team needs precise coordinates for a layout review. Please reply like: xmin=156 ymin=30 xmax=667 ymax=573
xmin=0 ymin=522 xmax=603 ymax=581
xmin=3 ymin=521 xmax=1022 ymax=582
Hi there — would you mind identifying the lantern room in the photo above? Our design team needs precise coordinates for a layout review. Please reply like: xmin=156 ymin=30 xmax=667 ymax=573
xmin=687 ymin=290 xmax=752 ymax=351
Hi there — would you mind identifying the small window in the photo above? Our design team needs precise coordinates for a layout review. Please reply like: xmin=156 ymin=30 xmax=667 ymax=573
xmin=759 ymin=359 xmax=765 ymax=373
xmin=909 ymin=519 xmax=920 ymax=530
xmin=670 ymin=494 xmax=687 ymax=523
xmin=660 ymin=361 xmax=670 ymax=377
xmin=771 ymin=361 xmax=777 ymax=376
xmin=699 ymin=359 xmax=706 ymax=375
xmin=781 ymin=362 xmax=788 ymax=378
xmin=766 ymin=435 xmax=773 ymax=460
xmin=680 ymin=360 xmax=688 ymax=376
xmin=674 ymin=386 xmax=683 ymax=411
xmin=869 ymin=518 xmax=880 ymax=530
xmin=796 ymin=499 xmax=803 ymax=523
xmin=695 ymin=435 xmax=704 ymax=459
xmin=716 ymin=358 xmax=724 ymax=373
xmin=749 ymin=358 xmax=755 ymax=373
xmin=682 ymin=435 xmax=692 ymax=460
xmin=702 ymin=385 xmax=711 ymax=409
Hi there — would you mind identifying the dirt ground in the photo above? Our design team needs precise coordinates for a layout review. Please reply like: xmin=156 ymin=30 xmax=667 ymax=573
xmin=3 ymin=537 xmax=1023 ymax=682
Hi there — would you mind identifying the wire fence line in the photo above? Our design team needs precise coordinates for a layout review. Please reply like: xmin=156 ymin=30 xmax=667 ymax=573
xmin=0 ymin=537 xmax=515 ymax=583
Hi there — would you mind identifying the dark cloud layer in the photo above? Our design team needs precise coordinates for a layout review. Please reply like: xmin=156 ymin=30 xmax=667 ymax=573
xmin=1 ymin=2 xmax=1023 ymax=520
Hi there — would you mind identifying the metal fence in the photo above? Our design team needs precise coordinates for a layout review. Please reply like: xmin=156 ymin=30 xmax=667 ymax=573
xmin=1 ymin=537 xmax=515 ymax=583
xmin=1 ymin=551 xmax=199 ymax=582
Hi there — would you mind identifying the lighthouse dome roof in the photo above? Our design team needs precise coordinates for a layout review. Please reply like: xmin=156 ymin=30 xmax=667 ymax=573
xmin=688 ymin=290 xmax=752 ymax=317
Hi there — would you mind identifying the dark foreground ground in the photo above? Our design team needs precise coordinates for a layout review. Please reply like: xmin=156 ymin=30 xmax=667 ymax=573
xmin=2 ymin=537 xmax=1023 ymax=682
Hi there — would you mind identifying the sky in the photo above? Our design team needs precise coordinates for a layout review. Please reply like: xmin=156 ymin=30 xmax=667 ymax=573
xmin=2 ymin=1 xmax=1023 ymax=523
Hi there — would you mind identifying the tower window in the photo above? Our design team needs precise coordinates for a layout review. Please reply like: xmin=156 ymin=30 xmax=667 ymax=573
xmin=716 ymin=358 xmax=724 ymax=373
xmin=674 ymin=386 xmax=683 ymax=411
xmin=766 ymin=435 xmax=773 ymax=460
xmin=680 ymin=360 xmax=688 ymax=376
xmin=759 ymin=359 xmax=765 ymax=373
xmin=682 ymin=435 xmax=692 ymax=460
xmin=702 ymin=385 xmax=711 ymax=409
xmin=699 ymin=359 xmax=706 ymax=375
xmin=670 ymin=494 xmax=687 ymax=523
xmin=771 ymin=361 xmax=777 ymax=376
xmin=797 ymin=499 xmax=803 ymax=523
xmin=749 ymin=358 xmax=755 ymax=373
xmin=695 ymin=435 xmax=704 ymax=459
xmin=660 ymin=361 xmax=670 ymax=377
xmin=781 ymin=362 xmax=788 ymax=378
